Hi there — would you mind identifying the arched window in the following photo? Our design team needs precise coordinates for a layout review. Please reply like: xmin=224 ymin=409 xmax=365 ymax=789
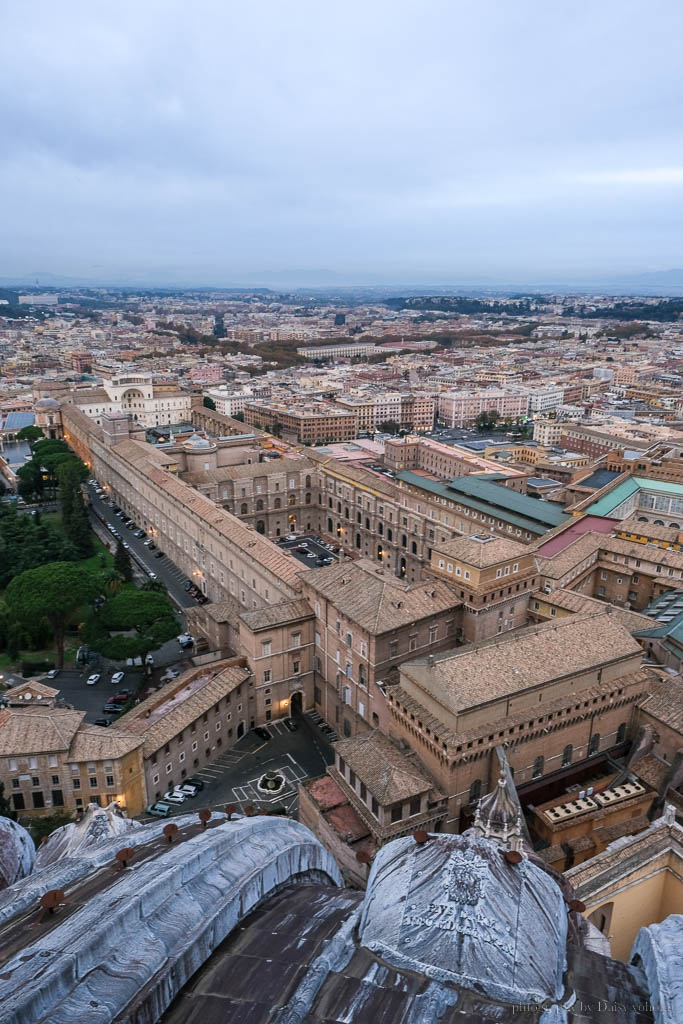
xmin=328 ymin=497 xmax=332 ymax=508
xmin=240 ymin=503 xmax=248 ymax=515
xmin=305 ymin=475 xmax=311 ymax=488
xmin=562 ymin=744 xmax=573 ymax=767
xmin=356 ymin=533 xmax=361 ymax=548
xmin=399 ymin=557 xmax=406 ymax=576
xmin=616 ymin=722 xmax=627 ymax=744
xmin=469 ymin=779 xmax=481 ymax=805
xmin=345 ymin=506 xmax=349 ymax=519
xmin=255 ymin=499 xmax=264 ymax=511
xmin=589 ymin=733 xmax=600 ymax=756
xmin=378 ymin=522 xmax=383 ymax=535
xmin=387 ymin=528 xmax=393 ymax=542
xmin=327 ymin=517 xmax=333 ymax=532
xmin=288 ymin=495 xmax=296 ymax=506
xmin=337 ymin=501 xmax=341 ymax=513
xmin=411 ymin=541 xmax=417 ymax=554
xmin=377 ymin=545 xmax=383 ymax=560
xmin=305 ymin=492 xmax=311 ymax=504
xmin=532 ymin=755 xmax=544 ymax=778
xmin=654 ymin=520 xmax=665 ymax=526
xmin=274 ymin=497 xmax=281 ymax=509
xmin=365 ymin=517 xmax=370 ymax=530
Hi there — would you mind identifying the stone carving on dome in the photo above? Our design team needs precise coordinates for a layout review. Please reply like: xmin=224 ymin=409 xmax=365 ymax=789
xmin=360 ymin=834 xmax=568 ymax=1006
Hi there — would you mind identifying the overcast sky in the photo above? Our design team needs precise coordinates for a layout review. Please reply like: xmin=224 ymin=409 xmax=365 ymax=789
xmin=2 ymin=0 xmax=683 ymax=286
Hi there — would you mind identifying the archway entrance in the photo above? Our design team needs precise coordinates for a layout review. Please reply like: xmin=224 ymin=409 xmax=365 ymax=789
xmin=290 ymin=691 xmax=303 ymax=716
xmin=237 ymin=721 xmax=245 ymax=739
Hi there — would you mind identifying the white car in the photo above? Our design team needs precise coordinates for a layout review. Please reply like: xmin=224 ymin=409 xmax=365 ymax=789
xmin=163 ymin=790 xmax=186 ymax=804
xmin=86 ymin=674 xmax=101 ymax=686
xmin=111 ymin=671 xmax=125 ymax=685
xmin=178 ymin=784 xmax=198 ymax=797
xmin=147 ymin=571 xmax=157 ymax=579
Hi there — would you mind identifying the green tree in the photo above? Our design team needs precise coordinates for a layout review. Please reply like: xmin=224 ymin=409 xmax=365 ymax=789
xmin=142 ymin=577 xmax=167 ymax=593
xmin=233 ymin=411 xmax=245 ymax=422
xmin=114 ymin=540 xmax=133 ymax=582
xmin=104 ymin=570 xmax=125 ymax=594
xmin=57 ymin=459 xmax=92 ymax=558
xmin=28 ymin=810 xmax=74 ymax=842
xmin=0 ymin=781 xmax=16 ymax=821
xmin=6 ymin=562 xmax=100 ymax=667
xmin=203 ymin=396 xmax=216 ymax=410
xmin=377 ymin=420 xmax=400 ymax=434
xmin=16 ymin=425 xmax=44 ymax=445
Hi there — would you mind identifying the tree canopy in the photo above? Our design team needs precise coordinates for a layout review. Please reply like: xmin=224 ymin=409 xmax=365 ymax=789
xmin=6 ymin=562 xmax=101 ymax=667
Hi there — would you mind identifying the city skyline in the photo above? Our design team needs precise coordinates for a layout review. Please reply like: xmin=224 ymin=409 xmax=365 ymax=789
xmin=2 ymin=1 xmax=683 ymax=284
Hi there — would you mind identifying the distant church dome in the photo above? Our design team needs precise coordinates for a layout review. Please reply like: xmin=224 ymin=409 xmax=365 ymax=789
xmin=34 ymin=396 xmax=60 ymax=409
xmin=0 ymin=817 xmax=35 ymax=890
xmin=183 ymin=432 xmax=213 ymax=450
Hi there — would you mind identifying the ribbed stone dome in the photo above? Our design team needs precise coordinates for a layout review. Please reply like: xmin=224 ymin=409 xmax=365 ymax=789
xmin=0 ymin=817 xmax=35 ymax=890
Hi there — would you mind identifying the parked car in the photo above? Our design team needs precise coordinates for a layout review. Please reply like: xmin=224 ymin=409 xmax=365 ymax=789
xmin=147 ymin=571 xmax=158 ymax=580
xmin=102 ymin=703 xmax=123 ymax=714
xmin=144 ymin=538 xmax=153 ymax=546
xmin=306 ymin=552 xmax=316 ymax=559
xmin=163 ymin=790 xmax=186 ymax=804
xmin=185 ymin=776 xmax=205 ymax=791
xmin=123 ymin=542 xmax=130 ymax=550
xmin=295 ymin=545 xmax=308 ymax=553
xmin=86 ymin=673 xmax=101 ymax=686
xmin=146 ymin=802 xmax=172 ymax=818
xmin=178 ymin=784 xmax=198 ymax=797
xmin=145 ymin=653 xmax=154 ymax=665
xmin=46 ymin=669 xmax=60 ymax=679
xmin=94 ymin=718 xmax=111 ymax=727
xmin=284 ymin=717 xmax=298 ymax=732
xmin=109 ymin=694 xmax=129 ymax=705
xmin=253 ymin=726 xmax=270 ymax=741
xmin=147 ymin=543 xmax=156 ymax=551
xmin=111 ymin=671 xmax=125 ymax=685
xmin=134 ymin=529 xmax=145 ymax=538
xmin=154 ymin=550 xmax=164 ymax=558
xmin=183 ymin=580 xmax=193 ymax=591
xmin=177 ymin=633 xmax=194 ymax=645
xmin=196 ymin=593 xmax=208 ymax=604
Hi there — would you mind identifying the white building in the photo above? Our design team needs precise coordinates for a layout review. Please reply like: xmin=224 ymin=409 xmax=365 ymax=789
xmin=59 ymin=374 xmax=192 ymax=428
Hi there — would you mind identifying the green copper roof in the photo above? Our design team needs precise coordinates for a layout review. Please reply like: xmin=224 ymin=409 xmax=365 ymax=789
xmin=586 ymin=476 xmax=683 ymax=517
xmin=397 ymin=471 xmax=569 ymax=534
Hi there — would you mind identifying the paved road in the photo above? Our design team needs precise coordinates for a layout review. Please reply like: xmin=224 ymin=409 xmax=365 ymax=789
xmin=143 ymin=713 xmax=334 ymax=818
xmin=86 ymin=482 xmax=198 ymax=612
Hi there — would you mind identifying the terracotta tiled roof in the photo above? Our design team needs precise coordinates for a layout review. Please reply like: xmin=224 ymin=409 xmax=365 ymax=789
xmin=400 ymin=613 xmax=644 ymax=715
xmin=432 ymin=534 xmax=530 ymax=567
xmin=240 ymin=599 xmax=314 ymax=632
xmin=333 ymin=731 xmax=433 ymax=804
xmin=0 ymin=708 xmax=85 ymax=756
xmin=304 ymin=559 xmax=459 ymax=634
xmin=111 ymin=662 xmax=250 ymax=758
xmin=67 ymin=725 xmax=143 ymax=761
xmin=541 ymin=588 xmax=653 ymax=632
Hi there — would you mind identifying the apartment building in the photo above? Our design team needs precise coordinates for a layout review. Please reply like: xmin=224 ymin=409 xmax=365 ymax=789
xmin=384 ymin=434 xmax=526 ymax=484
xmin=438 ymin=389 xmax=530 ymax=427
xmin=111 ymin=661 xmax=251 ymax=804
xmin=301 ymin=559 xmax=461 ymax=739
xmin=244 ymin=401 xmax=358 ymax=443
xmin=0 ymin=706 xmax=145 ymax=817
xmin=428 ymin=534 xmax=540 ymax=641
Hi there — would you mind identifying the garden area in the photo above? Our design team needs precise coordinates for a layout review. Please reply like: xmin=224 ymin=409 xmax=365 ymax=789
xmin=0 ymin=430 xmax=178 ymax=676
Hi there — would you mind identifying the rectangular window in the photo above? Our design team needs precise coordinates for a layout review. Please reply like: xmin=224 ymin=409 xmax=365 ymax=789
xmin=391 ymin=804 xmax=403 ymax=823
xmin=263 ymin=669 xmax=271 ymax=683
xmin=261 ymin=640 xmax=272 ymax=657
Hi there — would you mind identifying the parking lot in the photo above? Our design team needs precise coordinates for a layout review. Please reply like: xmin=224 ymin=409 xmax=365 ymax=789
xmin=277 ymin=534 xmax=341 ymax=568
xmin=36 ymin=667 xmax=143 ymax=724
xmin=142 ymin=712 xmax=335 ymax=819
